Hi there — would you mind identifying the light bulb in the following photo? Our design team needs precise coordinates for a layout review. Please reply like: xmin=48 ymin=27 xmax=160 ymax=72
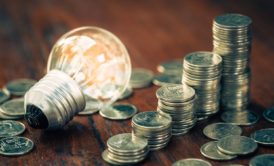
xmin=24 ymin=27 xmax=131 ymax=129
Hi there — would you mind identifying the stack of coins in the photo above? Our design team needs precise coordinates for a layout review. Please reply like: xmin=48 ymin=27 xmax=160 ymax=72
xmin=102 ymin=133 xmax=149 ymax=165
xmin=0 ymin=98 xmax=25 ymax=120
xmin=213 ymin=13 xmax=252 ymax=111
xmin=132 ymin=111 xmax=172 ymax=150
xmin=156 ymin=84 xmax=196 ymax=135
xmin=182 ymin=51 xmax=222 ymax=120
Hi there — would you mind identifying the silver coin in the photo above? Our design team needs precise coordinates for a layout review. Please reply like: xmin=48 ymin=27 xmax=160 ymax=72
xmin=221 ymin=110 xmax=258 ymax=126
xmin=203 ymin=122 xmax=242 ymax=140
xmin=214 ymin=13 xmax=252 ymax=28
xmin=263 ymin=106 xmax=274 ymax=123
xmin=249 ymin=154 xmax=274 ymax=166
xmin=153 ymin=74 xmax=182 ymax=86
xmin=0 ymin=120 xmax=25 ymax=137
xmin=118 ymin=87 xmax=133 ymax=100
xmin=102 ymin=149 xmax=127 ymax=165
xmin=0 ymin=98 xmax=25 ymax=116
xmin=200 ymin=141 xmax=237 ymax=160
xmin=0 ymin=136 xmax=34 ymax=156
xmin=0 ymin=90 xmax=10 ymax=104
xmin=78 ymin=96 xmax=101 ymax=115
xmin=172 ymin=158 xmax=212 ymax=166
xmin=100 ymin=103 xmax=137 ymax=120
xmin=4 ymin=79 xmax=37 ymax=96
xmin=250 ymin=128 xmax=274 ymax=146
xmin=157 ymin=59 xmax=183 ymax=74
xmin=184 ymin=51 xmax=222 ymax=68
xmin=0 ymin=111 xmax=22 ymax=120
xmin=130 ymin=68 xmax=154 ymax=88
xmin=217 ymin=135 xmax=257 ymax=155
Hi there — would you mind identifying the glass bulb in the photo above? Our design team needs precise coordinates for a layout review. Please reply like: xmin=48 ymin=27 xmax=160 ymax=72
xmin=24 ymin=27 xmax=131 ymax=129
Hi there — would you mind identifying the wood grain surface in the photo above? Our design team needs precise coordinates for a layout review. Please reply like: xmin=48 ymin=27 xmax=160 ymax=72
xmin=0 ymin=0 xmax=274 ymax=165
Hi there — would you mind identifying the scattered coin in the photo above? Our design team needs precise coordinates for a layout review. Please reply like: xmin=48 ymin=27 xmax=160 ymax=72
xmin=0 ymin=98 xmax=25 ymax=117
xmin=249 ymin=154 xmax=274 ymax=166
xmin=100 ymin=103 xmax=137 ymax=120
xmin=217 ymin=135 xmax=257 ymax=155
xmin=172 ymin=158 xmax=212 ymax=166
xmin=250 ymin=128 xmax=274 ymax=146
xmin=203 ymin=122 xmax=242 ymax=140
xmin=0 ymin=90 xmax=10 ymax=104
xmin=118 ymin=87 xmax=133 ymax=100
xmin=0 ymin=120 xmax=25 ymax=137
xmin=78 ymin=96 xmax=102 ymax=115
xmin=221 ymin=110 xmax=258 ymax=126
xmin=263 ymin=106 xmax=274 ymax=123
xmin=0 ymin=136 xmax=34 ymax=156
xmin=153 ymin=74 xmax=182 ymax=86
xmin=200 ymin=141 xmax=237 ymax=161
xmin=4 ymin=79 xmax=37 ymax=96
xmin=130 ymin=68 xmax=154 ymax=88
xmin=157 ymin=59 xmax=183 ymax=74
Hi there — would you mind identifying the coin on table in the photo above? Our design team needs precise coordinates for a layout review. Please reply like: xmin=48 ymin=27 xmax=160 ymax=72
xmin=78 ymin=96 xmax=102 ymax=115
xmin=118 ymin=87 xmax=133 ymax=100
xmin=250 ymin=128 xmax=274 ymax=146
xmin=263 ymin=106 xmax=274 ymax=123
xmin=221 ymin=110 xmax=259 ymax=126
xmin=153 ymin=74 xmax=182 ymax=86
xmin=130 ymin=68 xmax=154 ymax=88
xmin=203 ymin=122 xmax=242 ymax=140
xmin=0 ymin=120 xmax=25 ymax=137
xmin=249 ymin=154 xmax=274 ymax=166
xmin=0 ymin=90 xmax=10 ymax=104
xmin=0 ymin=98 xmax=25 ymax=117
xmin=100 ymin=103 xmax=137 ymax=120
xmin=0 ymin=136 xmax=34 ymax=156
xmin=217 ymin=135 xmax=258 ymax=155
xmin=200 ymin=141 xmax=237 ymax=161
xmin=4 ymin=79 xmax=37 ymax=96
xmin=157 ymin=59 xmax=183 ymax=74
xmin=172 ymin=158 xmax=212 ymax=166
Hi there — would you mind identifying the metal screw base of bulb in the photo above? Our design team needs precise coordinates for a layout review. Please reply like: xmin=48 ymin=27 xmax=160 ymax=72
xmin=24 ymin=70 xmax=85 ymax=130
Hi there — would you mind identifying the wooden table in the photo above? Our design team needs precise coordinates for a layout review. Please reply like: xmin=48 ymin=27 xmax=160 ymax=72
xmin=0 ymin=0 xmax=274 ymax=165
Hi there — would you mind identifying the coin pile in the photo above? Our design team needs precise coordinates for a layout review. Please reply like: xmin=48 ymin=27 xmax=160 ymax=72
xmin=130 ymin=68 xmax=154 ymax=88
xmin=182 ymin=51 xmax=222 ymax=120
xmin=102 ymin=133 xmax=149 ymax=165
xmin=156 ymin=84 xmax=196 ymax=135
xmin=213 ymin=13 xmax=252 ymax=111
xmin=0 ymin=98 xmax=25 ymax=120
xmin=132 ymin=111 xmax=172 ymax=150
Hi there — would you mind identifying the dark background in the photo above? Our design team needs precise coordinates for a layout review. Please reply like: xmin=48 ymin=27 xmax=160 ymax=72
xmin=0 ymin=0 xmax=274 ymax=165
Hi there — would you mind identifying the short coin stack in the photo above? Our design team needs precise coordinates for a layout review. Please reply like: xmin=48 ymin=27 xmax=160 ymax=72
xmin=132 ymin=111 xmax=172 ymax=150
xmin=182 ymin=51 xmax=222 ymax=120
xmin=156 ymin=84 xmax=196 ymax=135
xmin=102 ymin=133 xmax=149 ymax=165
xmin=0 ymin=98 xmax=25 ymax=120
xmin=213 ymin=13 xmax=252 ymax=111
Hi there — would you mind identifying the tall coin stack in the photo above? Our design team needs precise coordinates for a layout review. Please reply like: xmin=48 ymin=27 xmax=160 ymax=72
xmin=213 ymin=13 xmax=252 ymax=111
xmin=156 ymin=84 xmax=197 ymax=135
xmin=132 ymin=111 xmax=172 ymax=150
xmin=182 ymin=52 xmax=222 ymax=120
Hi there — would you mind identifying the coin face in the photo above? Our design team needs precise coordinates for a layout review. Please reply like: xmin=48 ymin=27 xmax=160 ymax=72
xmin=263 ymin=106 xmax=274 ymax=123
xmin=132 ymin=111 xmax=171 ymax=130
xmin=172 ymin=158 xmax=212 ymax=166
xmin=0 ymin=98 xmax=25 ymax=116
xmin=221 ymin=110 xmax=258 ymax=126
xmin=249 ymin=154 xmax=274 ymax=166
xmin=0 ymin=120 xmax=25 ymax=137
xmin=153 ymin=74 xmax=182 ymax=86
xmin=203 ymin=122 xmax=242 ymax=140
xmin=0 ymin=90 xmax=10 ymax=104
xmin=200 ymin=141 xmax=237 ymax=160
xmin=184 ymin=52 xmax=222 ymax=67
xmin=250 ymin=128 xmax=274 ymax=146
xmin=0 ymin=137 xmax=34 ymax=156
xmin=100 ymin=103 xmax=137 ymax=120
xmin=107 ymin=133 xmax=148 ymax=153
xmin=157 ymin=59 xmax=183 ymax=74
xmin=4 ymin=79 xmax=37 ymax=96
xmin=130 ymin=68 xmax=154 ymax=88
xmin=214 ymin=13 xmax=252 ymax=28
xmin=217 ymin=135 xmax=258 ymax=155
xmin=78 ymin=96 xmax=101 ymax=115
xmin=156 ymin=84 xmax=195 ymax=103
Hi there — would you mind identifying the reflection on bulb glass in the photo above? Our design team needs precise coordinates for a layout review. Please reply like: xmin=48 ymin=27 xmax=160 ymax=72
xmin=24 ymin=27 xmax=131 ymax=129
